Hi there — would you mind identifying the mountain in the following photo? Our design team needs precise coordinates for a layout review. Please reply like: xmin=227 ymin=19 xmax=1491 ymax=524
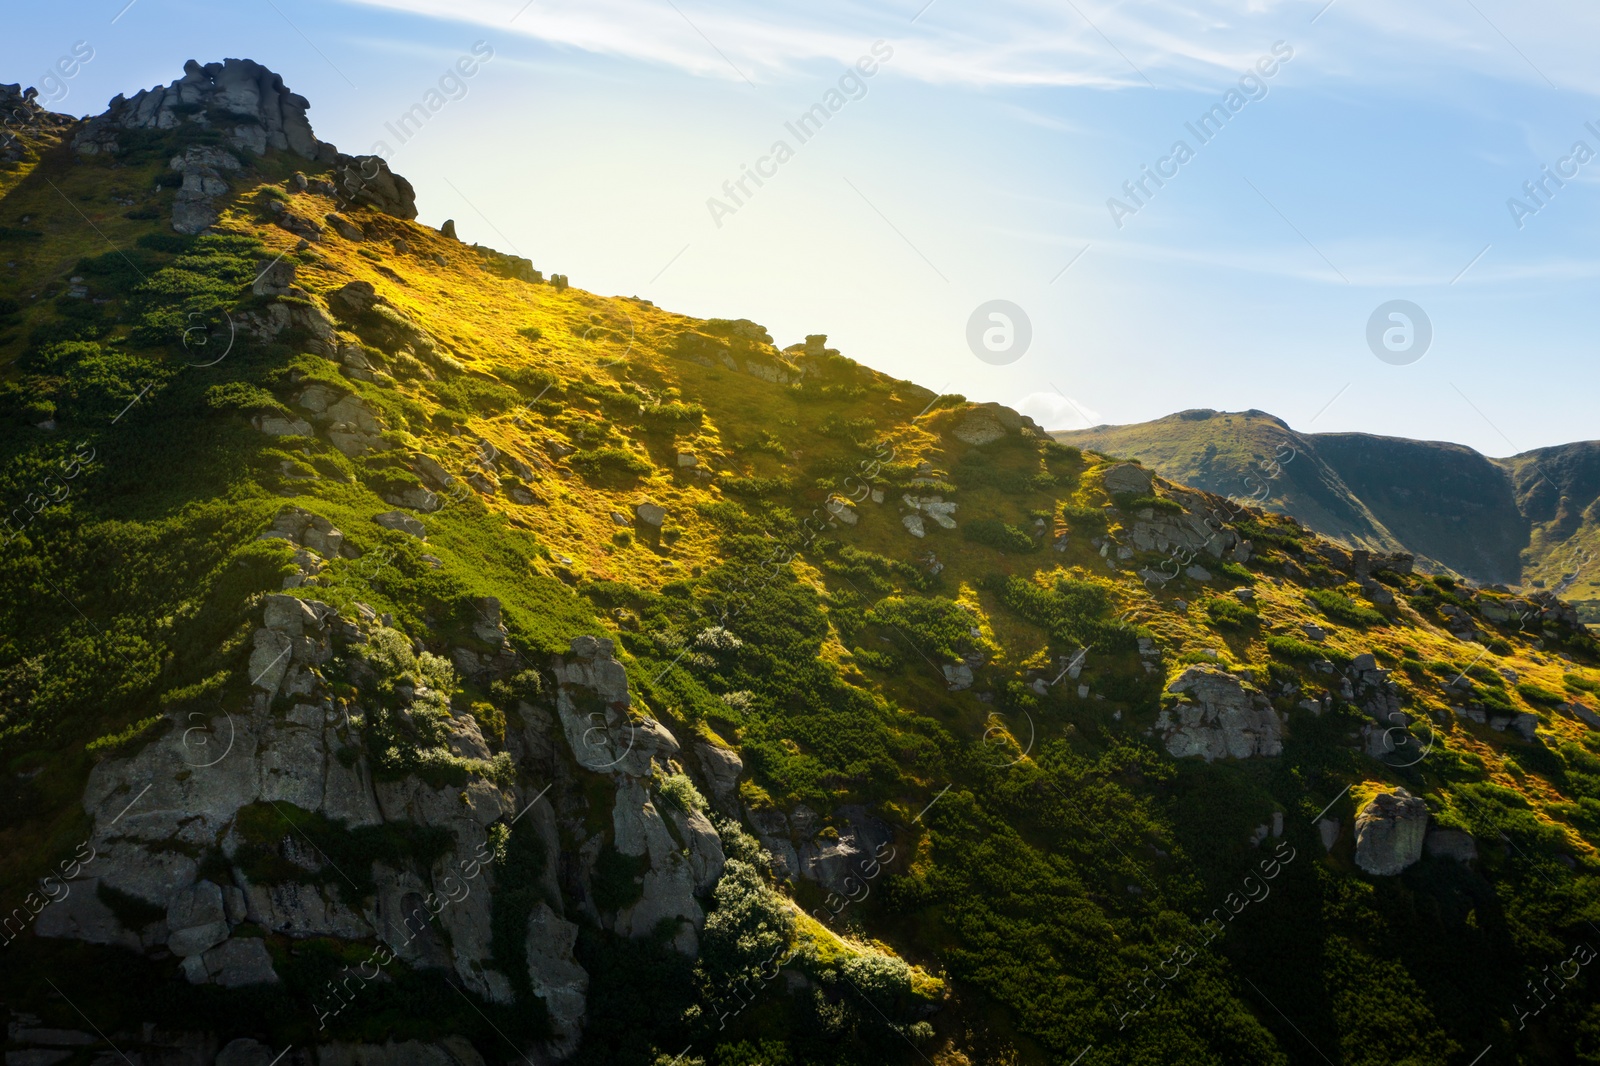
xmin=1055 ymin=409 xmax=1600 ymax=618
xmin=4 ymin=61 xmax=1600 ymax=1066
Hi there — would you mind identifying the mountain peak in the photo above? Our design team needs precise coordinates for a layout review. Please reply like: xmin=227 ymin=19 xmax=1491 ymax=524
xmin=74 ymin=58 xmax=328 ymax=164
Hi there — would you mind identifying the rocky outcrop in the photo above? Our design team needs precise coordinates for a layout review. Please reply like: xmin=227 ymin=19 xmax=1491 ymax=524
xmin=550 ymin=636 xmax=726 ymax=960
xmin=293 ymin=383 xmax=385 ymax=457
xmin=1346 ymin=654 xmax=1403 ymax=724
xmin=1354 ymin=789 xmax=1428 ymax=875
xmin=328 ymin=281 xmax=457 ymax=373
xmin=41 ymin=596 xmax=518 ymax=1002
xmin=695 ymin=741 xmax=743 ymax=811
xmin=1156 ymin=667 xmax=1283 ymax=761
xmin=525 ymin=903 xmax=589 ymax=1059
xmin=796 ymin=806 xmax=893 ymax=896
xmin=73 ymin=59 xmax=330 ymax=161
xmin=949 ymin=403 xmax=1043 ymax=446
xmin=168 ymin=144 xmax=242 ymax=234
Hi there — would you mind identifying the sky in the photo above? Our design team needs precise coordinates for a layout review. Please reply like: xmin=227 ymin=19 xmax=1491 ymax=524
xmin=4 ymin=0 xmax=1599 ymax=456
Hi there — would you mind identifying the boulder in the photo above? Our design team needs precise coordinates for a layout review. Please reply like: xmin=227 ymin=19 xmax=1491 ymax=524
xmin=182 ymin=936 xmax=279 ymax=987
xmin=1102 ymin=463 xmax=1153 ymax=497
xmin=324 ymin=213 xmax=366 ymax=242
xmin=332 ymin=154 xmax=418 ymax=220
xmin=1425 ymin=828 xmax=1477 ymax=863
xmin=1318 ymin=818 xmax=1340 ymax=852
xmin=216 ymin=1039 xmax=278 ymax=1066
xmin=1157 ymin=667 xmax=1283 ymax=761
xmin=166 ymin=880 xmax=229 ymax=957
xmin=634 ymin=502 xmax=666 ymax=527
xmin=943 ymin=663 xmax=974 ymax=690
xmin=31 ymin=879 xmax=141 ymax=950
xmin=1353 ymin=789 xmax=1428 ymax=876
xmin=695 ymin=742 xmax=743 ymax=808
xmin=374 ymin=510 xmax=425 ymax=539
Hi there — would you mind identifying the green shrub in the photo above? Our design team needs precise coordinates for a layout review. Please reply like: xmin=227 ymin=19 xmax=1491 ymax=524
xmin=1060 ymin=503 xmax=1108 ymax=535
xmin=1517 ymin=681 xmax=1563 ymax=706
xmin=85 ymin=715 xmax=165 ymax=757
xmin=1204 ymin=598 xmax=1259 ymax=630
xmin=1115 ymin=493 xmax=1185 ymax=515
xmin=1267 ymin=635 xmax=1326 ymax=662
xmin=568 ymin=446 xmax=653 ymax=479
xmin=1308 ymin=588 xmax=1386 ymax=627
xmin=963 ymin=518 xmax=1035 ymax=553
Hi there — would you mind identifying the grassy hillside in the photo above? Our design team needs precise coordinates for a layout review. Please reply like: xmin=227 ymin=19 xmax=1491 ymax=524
xmin=4 ymin=68 xmax=1600 ymax=1066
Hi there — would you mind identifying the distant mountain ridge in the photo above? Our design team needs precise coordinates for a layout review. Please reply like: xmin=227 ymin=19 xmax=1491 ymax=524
xmin=1055 ymin=409 xmax=1600 ymax=617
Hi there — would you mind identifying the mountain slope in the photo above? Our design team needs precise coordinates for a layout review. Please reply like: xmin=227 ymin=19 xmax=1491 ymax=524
xmin=1056 ymin=411 xmax=1600 ymax=610
xmin=3 ymin=62 xmax=1600 ymax=1066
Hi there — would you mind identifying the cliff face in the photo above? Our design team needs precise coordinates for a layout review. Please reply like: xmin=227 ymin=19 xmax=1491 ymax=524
xmin=3 ymin=60 xmax=1600 ymax=1066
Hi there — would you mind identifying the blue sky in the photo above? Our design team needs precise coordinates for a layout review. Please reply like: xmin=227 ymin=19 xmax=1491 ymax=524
xmin=5 ymin=0 xmax=1599 ymax=455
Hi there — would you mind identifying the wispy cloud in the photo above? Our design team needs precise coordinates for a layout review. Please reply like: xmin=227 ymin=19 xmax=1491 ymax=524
xmin=334 ymin=0 xmax=1600 ymax=94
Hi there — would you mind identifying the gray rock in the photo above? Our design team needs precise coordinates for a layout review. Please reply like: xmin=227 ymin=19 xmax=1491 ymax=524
xmin=1354 ymin=789 xmax=1428 ymax=876
xmin=1568 ymin=702 xmax=1600 ymax=728
xmin=796 ymin=806 xmax=893 ymax=896
xmin=610 ymin=777 xmax=710 ymax=949
xmin=216 ymin=1039 xmax=278 ymax=1066
xmin=1102 ymin=463 xmax=1153 ymax=497
xmin=1157 ymin=667 xmax=1283 ymax=761
xmin=5 ymin=1030 xmax=95 ymax=1048
xmin=525 ymin=903 xmax=589 ymax=1060
xmin=374 ymin=510 xmax=426 ymax=539
xmin=695 ymin=742 xmax=743 ymax=807
xmin=252 ymin=414 xmax=314 ymax=436
xmin=1302 ymin=623 xmax=1327 ymax=642
xmin=385 ymin=485 xmax=440 ymax=512
xmin=902 ymin=513 xmax=925 ymax=538
xmin=1185 ymin=564 xmax=1213 ymax=582
xmin=943 ymin=663 xmax=974 ymax=690
xmin=224 ymin=885 xmax=247 ymax=924
xmin=243 ymin=878 xmax=373 ymax=940
xmin=4 ymin=1051 xmax=71 ymax=1066
xmin=324 ymin=214 xmax=366 ymax=242
xmin=1425 ymin=828 xmax=1477 ymax=863
xmin=185 ymin=936 xmax=279 ymax=987
xmin=166 ymin=880 xmax=229 ymax=957
xmin=1318 ymin=818 xmax=1340 ymax=852
xmin=31 ymin=879 xmax=139 ymax=950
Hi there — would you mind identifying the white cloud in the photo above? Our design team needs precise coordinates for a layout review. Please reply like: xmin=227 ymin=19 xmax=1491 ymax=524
xmin=333 ymin=0 xmax=1600 ymax=95
xmin=1016 ymin=390 xmax=1102 ymax=431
